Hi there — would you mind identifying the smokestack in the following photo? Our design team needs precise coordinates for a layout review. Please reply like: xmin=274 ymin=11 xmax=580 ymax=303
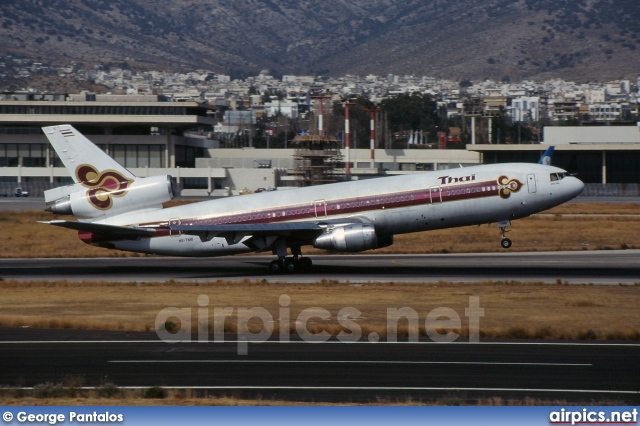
xmin=318 ymin=97 xmax=323 ymax=137
xmin=369 ymin=109 xmax=375 ymax=168
xmin=471 ymin=116 xmax=476 ymax=145
xmin=345 ymin=103 xmax=351 ymax=176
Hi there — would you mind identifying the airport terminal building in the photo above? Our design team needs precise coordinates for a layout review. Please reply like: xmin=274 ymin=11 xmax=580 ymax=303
xmin=469 ymin=125 xmax=640 ymax=193
xmin=0 ymin=93 xmax=638 ymax=197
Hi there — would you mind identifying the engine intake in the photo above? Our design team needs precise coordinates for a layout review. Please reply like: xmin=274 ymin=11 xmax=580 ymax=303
xmin=313 ymin=223 xmax=393 ymax=252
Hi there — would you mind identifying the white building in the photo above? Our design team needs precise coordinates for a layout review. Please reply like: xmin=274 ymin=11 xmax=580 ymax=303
xmin=264 ymin=100 xmax=299 ymax=118
xmin=585 ymin=88 xmax=606 ymax=104
xmin=588 ymin=103 xmax=627 ymax=122
xmin=510 ymin=97 xmax=541 ymax=122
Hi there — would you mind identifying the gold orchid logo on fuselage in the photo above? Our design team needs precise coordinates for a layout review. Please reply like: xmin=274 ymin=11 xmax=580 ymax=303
xmin=497 ymin=175 xmax=523 ymax=199
xmin=75 ymin=164 xmax=133 ymax=210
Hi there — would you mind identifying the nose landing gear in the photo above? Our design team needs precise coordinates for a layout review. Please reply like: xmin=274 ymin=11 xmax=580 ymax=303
xmin=498 ymin=221 xmax=512 ymax=249
xmin=500 ymin=237 xmax=512 ymax=249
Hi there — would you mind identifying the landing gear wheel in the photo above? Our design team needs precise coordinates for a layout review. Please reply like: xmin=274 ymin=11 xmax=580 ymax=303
xmin=284 ymin=258 xmax=297 ymax=273
xmin=501 ymin=238 xmax=512 ymax=249
xmin=269 ymin=259 xmax=284 ymax=274
xmin=297 ymin=257 xmax=313 ymax=273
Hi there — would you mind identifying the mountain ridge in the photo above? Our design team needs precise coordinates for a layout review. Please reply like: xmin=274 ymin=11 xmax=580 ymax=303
xmin=1 ymin=0 xmax=639 ymax=82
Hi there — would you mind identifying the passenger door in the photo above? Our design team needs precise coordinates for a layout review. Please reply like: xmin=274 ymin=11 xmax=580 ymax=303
xmin=526 ymin=174 xmax=537 ymax=193
xmin=314 ymin=200 xmax=327 ymax=218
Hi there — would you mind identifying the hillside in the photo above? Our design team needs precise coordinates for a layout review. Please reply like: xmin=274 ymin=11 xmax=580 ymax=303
xmin=0 ymin=0 xmax=639 ymax=82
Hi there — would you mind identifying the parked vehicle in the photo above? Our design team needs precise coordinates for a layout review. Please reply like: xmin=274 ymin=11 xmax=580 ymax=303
xmin=14 ymin=187 xmax=29 ymax=197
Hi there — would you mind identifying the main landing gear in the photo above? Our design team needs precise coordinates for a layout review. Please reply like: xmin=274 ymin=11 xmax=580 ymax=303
xmin=498 ymin=221 xmax=512 ymax=249
xmin=268 ymin=241 xmax=313 ymax=274
xmin=268 ymin=256 xmax=313 ymax=274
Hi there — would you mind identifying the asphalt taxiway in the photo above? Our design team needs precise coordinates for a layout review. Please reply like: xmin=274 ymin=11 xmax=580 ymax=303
xmin=1 ymin=328 xmax=638 ymax=404
xmin=1 ymin=251 xmax=639 ymax=284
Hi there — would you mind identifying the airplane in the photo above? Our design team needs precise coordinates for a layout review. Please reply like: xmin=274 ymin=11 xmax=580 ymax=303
xmin=41 ymin=125 xmax=584 ymax=273
xmin=538 ymin=146 xmax=555 ymax=165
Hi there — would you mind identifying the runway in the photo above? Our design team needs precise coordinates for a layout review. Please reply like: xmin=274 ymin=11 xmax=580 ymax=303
xmin=2 ymin=253 xmax=639 ymax=403
xmin=0 ymin=328 xmax=637 ymax=403
xmin=2 ymin=250 xmax=640 ymax=284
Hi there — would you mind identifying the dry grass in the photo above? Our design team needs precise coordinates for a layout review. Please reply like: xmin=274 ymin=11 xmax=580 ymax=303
xmin=2 ymin=203 xmax=639 ymax=257
xmin=0 ymin=394 xmax=323 ymax=406
xmin=0 ymin=280 xmax=638 ymax=340
xmin=0 ymin=393 xmax=596 ymax=406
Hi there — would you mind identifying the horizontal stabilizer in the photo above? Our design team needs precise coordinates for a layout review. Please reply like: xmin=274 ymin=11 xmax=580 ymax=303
xmin=41 ymin=220 xmax=156 ymax=238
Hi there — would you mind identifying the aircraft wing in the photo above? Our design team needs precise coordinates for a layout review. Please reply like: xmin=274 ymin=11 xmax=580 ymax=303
xmin=41 ymin=220 xmax=156 ymax=239
xmin=170 ymin=221 xmax=326 ymax=248
xmin=170 ymin=218 xmax=371 ymax=250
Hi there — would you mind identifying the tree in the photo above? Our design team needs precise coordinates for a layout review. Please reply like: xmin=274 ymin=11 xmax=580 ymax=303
xmin=381 ymin=93 xmax=442 ymax=145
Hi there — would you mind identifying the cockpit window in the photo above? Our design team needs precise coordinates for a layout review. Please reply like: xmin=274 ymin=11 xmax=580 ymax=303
xmin=550 ymin=172 xmax=568 ymax=182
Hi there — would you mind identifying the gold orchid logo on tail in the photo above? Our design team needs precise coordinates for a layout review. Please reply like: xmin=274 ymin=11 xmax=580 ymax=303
xmin=497 ymin=175 xmax=523 ymax=199
xmin=76 ymin=164 xmax=133 ymax=210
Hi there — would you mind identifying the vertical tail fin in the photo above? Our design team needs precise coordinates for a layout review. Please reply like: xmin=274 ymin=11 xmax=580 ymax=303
xmin=43 ymin=125 xmax=135 ymax=182
xmin=538 ymin=146 xmax=554 ymax=165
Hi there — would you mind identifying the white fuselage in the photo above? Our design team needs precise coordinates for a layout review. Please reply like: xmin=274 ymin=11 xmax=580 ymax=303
xmin=87 ymin=163 xmax=584 ymax=256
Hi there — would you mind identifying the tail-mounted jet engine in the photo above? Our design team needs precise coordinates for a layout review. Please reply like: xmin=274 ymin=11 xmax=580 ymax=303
xmin=45 ymin=175 xmax=174 ymax=218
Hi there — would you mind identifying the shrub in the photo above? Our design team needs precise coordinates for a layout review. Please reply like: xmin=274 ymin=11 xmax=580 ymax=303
xmin=143 ymin=386 xmax=167 ymax=399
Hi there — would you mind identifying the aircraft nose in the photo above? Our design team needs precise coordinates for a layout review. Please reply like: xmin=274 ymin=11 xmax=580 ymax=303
xmin=567 ymin=176 xmax=585 ymax=198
